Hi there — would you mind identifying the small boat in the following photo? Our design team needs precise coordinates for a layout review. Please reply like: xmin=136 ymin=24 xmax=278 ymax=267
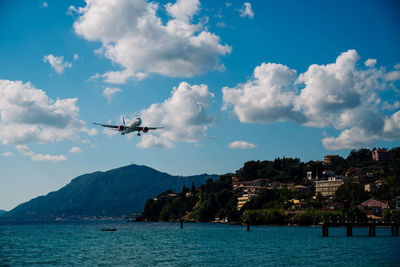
xmin=101 ymin=228 xmax=116 ymax=232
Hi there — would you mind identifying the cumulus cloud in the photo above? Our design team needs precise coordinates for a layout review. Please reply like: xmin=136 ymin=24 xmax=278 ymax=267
xmin=137 ymin=81 xmax=215 ymax=148
xmin=72 ymin=0 xmax=231 ymax=83
xmin=238 ymin=2 xmax=254 ymax=19
xmin=102 ymin=87 xmax=122 ymax=102
xmin=42 ymin=2 xmax=48 ymax=8
xmin=222 ymin=50 xmax=400 ymax=150
xmin=69 ymin=146 xmax=83 ymax=153
xmin=43 ymin=54 xmax=72 ymax=74
xmin=73 ymin=54 xmax=79 ymax=61
xmin=16 ymin=144 xmax=67 ymax=162
xmin=222 ymin=63 xmax=303 ymax=123
xmin=365 ymin=58 xmax=377 ymax=67
xmin=228 ymin=140 xmax=256 ymax=149
xmin=0 ymin=79 xmax=95 ymax=145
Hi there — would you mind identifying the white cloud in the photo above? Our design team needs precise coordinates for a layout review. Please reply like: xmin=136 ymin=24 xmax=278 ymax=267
xmin=31 ymin=153 xmax=67 ymax=162
xmin=42 ymin=2 xmax=48 ymax=8
xmin=0 ymin=79 xmax=94 ymax=145
xmin=383 ymin=111 xmax=400 ymax=139
xmin=69 ymin=146 xmax=83 ymax=153
xmin=2 ymin=151 xmax=14 ymax=157
xmin=222 ymin=49 xmax=400 ymax=150
xmin=43 ymin=54 xmax=72 ymax=74
xmin=73 ymin=0 xmax=231 ymax=83
xmin=365 ymin=58 xmax=377 ymax=67
xmin=102 ymin=87 xmax=122 ymax=102
xmin=239 ymin=2 xmax=254 ymax=19
xmin=222 ymin=63 xmax=303 ymax=123
xmin=137 ymin=135 xmax=173 ymax=149
xmin=15 ymin=144 xmax=66 ymax=162
xmin=138 ymin=81 xmax=215 ymax=148
xmin=73 ymin=54 xmax=79 ymax=60
xmin=16 ymin=145 xmax=35 ymax=156
xmin=382 ymin=101 xmax=400 ymax=111
xmin=385 ymin=70 xmax=400 ymax=81
xmin=228 ymin=140 xmax=256 ymax=149
xmin=165 ymin=0 xmax=200 ymax=21
xmin=322 ymin=127 xmax=378 ymax=150
xmin=102 ymin=127 xmax=119 ymax=137
xmin=67 ymin=5 xmax=78 ymax=16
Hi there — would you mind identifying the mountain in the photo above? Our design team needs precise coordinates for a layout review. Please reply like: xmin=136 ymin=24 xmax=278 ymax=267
xmin=0 ymin=209 xmax=7 ymax=216
xmin=5 ymin=164 xmax=217 ymax=221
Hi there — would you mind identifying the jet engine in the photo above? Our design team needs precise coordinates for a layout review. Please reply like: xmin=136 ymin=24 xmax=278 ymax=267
xmin=118 ymin=125 xmax=125 ymax=131
xmin=142 ymin=127 xmax=149 ymax=133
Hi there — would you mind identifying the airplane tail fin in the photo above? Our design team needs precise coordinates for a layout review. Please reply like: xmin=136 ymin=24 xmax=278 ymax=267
xmin=123 ymin=117 xmax=126 ymax=126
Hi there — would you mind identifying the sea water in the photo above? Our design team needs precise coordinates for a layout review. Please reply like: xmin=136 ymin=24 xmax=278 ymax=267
xmin=0 ymin=221 xmax=399 ymax=266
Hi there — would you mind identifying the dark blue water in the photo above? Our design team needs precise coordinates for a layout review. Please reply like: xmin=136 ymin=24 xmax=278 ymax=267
xmin=1 ymin=221 xmax=399 ymax=266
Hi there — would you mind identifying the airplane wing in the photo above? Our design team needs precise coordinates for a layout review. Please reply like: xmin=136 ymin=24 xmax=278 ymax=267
xmin=92 ymin=122 xmax=126 ymax=129
xmin=146 ymin=127 xmax=164 ymax=130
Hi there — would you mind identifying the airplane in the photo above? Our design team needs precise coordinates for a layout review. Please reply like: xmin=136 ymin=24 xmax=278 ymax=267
xmin=93 ymin=117 xmax=163 ymax=136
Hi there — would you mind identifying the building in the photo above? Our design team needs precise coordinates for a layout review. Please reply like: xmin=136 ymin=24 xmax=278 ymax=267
xmin=371 ymin=148 xmax=389 ymax=161
xmin=315 ymin=177 xmax=344 ymax=197
xmin=359 ymin=198 xmax=388 ymax=217
xmin=324 ymin=202 xmax=344 ymax=210
xmin=307 ymin=171 xmax=313 ymax=181
xmin=294 ymin=185 xmax=310 ymax=193
xmin=364 ymin=183 xmax=378 ymax=193
xmin=237 ymin=193 xmax=256 ymax=210
xmin=323 ymin=155 xmax=340 ymax=165
xmin=323 ymin=170 xmax=335 ymax=177
xmin=233 ymin=179 xmax=268 ymax=193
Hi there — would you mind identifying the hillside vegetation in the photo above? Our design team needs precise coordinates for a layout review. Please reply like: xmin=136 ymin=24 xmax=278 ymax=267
xmin=139 ymin=147 xmax=400 ymax=224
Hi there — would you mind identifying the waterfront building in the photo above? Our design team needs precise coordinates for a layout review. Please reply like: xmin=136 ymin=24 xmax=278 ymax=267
xmin=315 ymin=177 xmax=344 ymax=197
xmin=359 ymin=198 xmax=388 ymax=217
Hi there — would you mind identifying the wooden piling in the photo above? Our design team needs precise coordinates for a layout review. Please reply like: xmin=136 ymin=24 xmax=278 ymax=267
xmin=322 ymin=225 xmax=329 ymax=237
xmin=391 ymin=225 xmax=395 ymax=236
xmin=396 ymin=225 xmax=399 ymax=236
xmin=180 ymin=220 xmax=183 ymax=229
xmin=372 ymin=224 xmax=376 ymax=236
xmin=246 ymin=223 xmax=250 ymax=231
xmin=346 ymin=224 xmax=352 ymax=236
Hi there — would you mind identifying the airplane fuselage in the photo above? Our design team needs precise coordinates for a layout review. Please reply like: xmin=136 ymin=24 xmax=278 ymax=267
xmin=93 ymin=117 xmax=160 ymax=136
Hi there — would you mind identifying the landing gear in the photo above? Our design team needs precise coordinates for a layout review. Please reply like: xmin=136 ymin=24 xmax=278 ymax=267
xmin=137 ymin=133 xmax=141 ymax=136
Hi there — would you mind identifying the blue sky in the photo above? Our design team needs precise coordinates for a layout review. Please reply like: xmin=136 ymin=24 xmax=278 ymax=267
xmin=1 ymin=0 xmax=400 ymax=211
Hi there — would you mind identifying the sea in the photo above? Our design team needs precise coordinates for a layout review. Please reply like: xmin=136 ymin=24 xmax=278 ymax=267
xmin=0 ymin=221 xmax=399 ymax=266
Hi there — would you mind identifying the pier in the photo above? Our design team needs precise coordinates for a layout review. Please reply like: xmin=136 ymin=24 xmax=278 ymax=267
xmin=322 ymin=221 xmax=399 ymax=237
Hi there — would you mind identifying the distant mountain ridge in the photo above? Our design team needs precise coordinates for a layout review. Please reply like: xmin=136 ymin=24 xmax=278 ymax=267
xmin=5 ymin=164 xmax=217 ymax=221
xmin=0 ymin=209 xmax=6 ymax=216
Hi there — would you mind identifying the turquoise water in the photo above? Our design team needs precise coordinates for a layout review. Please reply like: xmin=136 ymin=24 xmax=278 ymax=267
xmin=1 ymin=221 xmax=399 ymax=266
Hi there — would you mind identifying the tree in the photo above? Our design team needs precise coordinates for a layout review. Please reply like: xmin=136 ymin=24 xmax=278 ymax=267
xmin=336 ymin=183 xmax=369 ymax=208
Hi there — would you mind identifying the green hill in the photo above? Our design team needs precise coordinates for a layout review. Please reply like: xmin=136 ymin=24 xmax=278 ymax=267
xmin=5 ymin=164 xmax=217 ymax=221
